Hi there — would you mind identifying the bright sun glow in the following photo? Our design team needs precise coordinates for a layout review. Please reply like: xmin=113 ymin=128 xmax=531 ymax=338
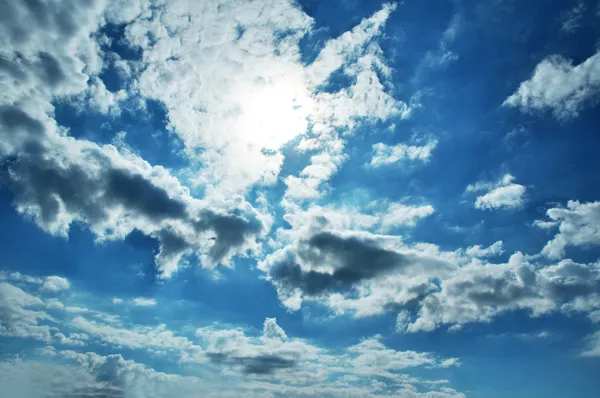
xmin=237 ymin=78 xmax=313 ymax=150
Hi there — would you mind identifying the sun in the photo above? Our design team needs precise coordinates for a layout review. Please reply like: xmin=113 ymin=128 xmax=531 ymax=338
xmin=236 ymin=77 xmax=313 ymax=150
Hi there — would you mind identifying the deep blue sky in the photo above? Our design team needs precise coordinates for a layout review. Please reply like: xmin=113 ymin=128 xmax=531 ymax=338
xmin=1 ymin=0 xmax=600 ymax=397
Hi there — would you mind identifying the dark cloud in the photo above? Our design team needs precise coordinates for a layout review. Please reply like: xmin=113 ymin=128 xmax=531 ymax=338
xmin=270 ymin=231 xmax=409 ymax=295
xmin=105 ymin=169 xmax=188 ymax=222
xmin=196 ymin=210 xmax=264 ymax=264
xmin=45 ymin=385 xmax=124 ymax=398
xmin=207 ymin=352 xmax=296 ymax=375
xmin=0 ymin=105 xmax=45 ymax=136
xmin=36 ymin=52 xmax=67 ymax=87
xmin=448 ymin=272 xmax=533 ymax=307
xmin=0 ymin=138 xmax=265 ymax=272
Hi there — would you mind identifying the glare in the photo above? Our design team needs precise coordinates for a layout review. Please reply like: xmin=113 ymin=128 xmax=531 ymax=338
xmin=236 ymin=78 xmax=312 ymax=150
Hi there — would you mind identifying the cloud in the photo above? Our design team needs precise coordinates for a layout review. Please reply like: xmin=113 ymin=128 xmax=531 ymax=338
xmin=260 ymin=202 xmax=452 ymax=312
xmin=379 ymin=203 xmax=435 ymax=230
xmin=537 ymin=200 xmax=600 ymax=259
xmin=407 ymin=253 xmax=600 ymax=332
xmin=466 ymin=174 xmax=526 ymax=210
xmin=53 ymin=332 xmax=87 ymax=347
xmin=465 ymin=241 xmax=504 ymax=258
xmin=582 ymin=330 xmax=600 ymax=357
xmin=422 ymin=13 xmax=461 ymax=68
xmin=0 ymin=282 xmax=53 ymax=342
xmin=369 ymin=139 xmax=438 ymax=167
xmin=503 ymin=51 xmax=600 ymax=119
xmin=266 ymin=231 xmax=411 ymax=295
xmin=132 ymin=297 xmax=157 ymax=307
xmin=262 ymin=317 xmax=287 ymax=340
xmin=262 ymin=228 xmax=453 ymax=310
xmin=122 ymin=0 xmax=404 ymax=200
xmin=395 ymin=310 xmax=412 ymax=333
xmin=560 ymin=2 xmax=585 ymax=33
xmin=0 ymin=0 xmax=270 ymax=278
xmin=71 ymin=316 xmax=203 ymax=360
xmin=0 ymin=278 xmax=466 ymax=396
xmin=41 ymin=276 xmax=71 ymax=292
xmin=281 ymin=4 xmax=409 ymax=202
xmin=0 ymin=340 xmax=464 ymax=398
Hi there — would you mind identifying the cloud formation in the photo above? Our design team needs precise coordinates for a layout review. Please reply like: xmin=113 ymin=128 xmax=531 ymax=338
xmin=466 ymin=174 xmax=526 ymax=210
xmin=537 ymin=200 xmax=600 ymax=259
xmin=504 ymin=51 xmax=600 ymax=119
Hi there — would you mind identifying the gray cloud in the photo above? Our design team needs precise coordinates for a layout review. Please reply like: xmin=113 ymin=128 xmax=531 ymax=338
xmin=270 ymin=231 xmax=410 ymax=295
xmin=207 ymin=352 xmax=297 ymax=375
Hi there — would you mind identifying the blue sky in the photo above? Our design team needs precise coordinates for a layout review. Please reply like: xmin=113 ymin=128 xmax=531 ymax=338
xmin=1 ymin=0 xmax=600 ymax=397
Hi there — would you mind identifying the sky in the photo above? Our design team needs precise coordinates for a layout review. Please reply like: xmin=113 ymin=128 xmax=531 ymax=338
xmin=1 ymin=0 xmax=600 ymax=397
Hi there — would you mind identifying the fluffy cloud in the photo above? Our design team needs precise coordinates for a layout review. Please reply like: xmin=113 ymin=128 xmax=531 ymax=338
xmin=0 ymin=344 xmax=464 ymax=398
xmin=260 ymin=206 xmax=454 ymax=311
xmin=407 ymin=253 xmax=600 ymax=332
xmin=465 ymin=241 xmax=504 ymax=258
xmin=0 ymin=0 xmax=271 ymax=278
xmin=41 ymin=276 xmax=70 ymax=292
xmin=261 ymin=197 xmax=600 ymax=342
xmin=380 ymin=203 xmax=435 ymax=230
xmin=369 ymin=139 xmax=438 ymax=167
xmin=503 ymin=51 xmax=600 ymax=119
xmin=122 ymin=0 xmax=405 ymax=201
xmin=466 ymin=174 xmax=526 ymax=210
xmin=537 ymin=200 xmax=600 ymax=259
xmin=0 ymin=282 xmax=53 ymax=342
xmin=0 ymin=279 xmax=464 ymax=397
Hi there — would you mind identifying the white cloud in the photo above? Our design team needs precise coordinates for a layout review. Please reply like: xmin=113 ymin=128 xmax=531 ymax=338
xmin=465 ymin=241 xmax=504 ymax=258
xmin=71 ymin=316 xmax=203 ymax=361
xmin=503 ymin=51 xmax=600 ymax=119
xmin=0 ymin=282 xmax=53 ymax=342
xmin=582 ymin=330 xmax=600 ymax=357
xmin=0 ymin=341 xmax=465 ymax=398
xmin=0 ymin=0 xmax=272 ymax=279
xmin=370 ymin=139 xmax=438 ymax=167
xmin=132 ymin=297 xmax=157 ymax=307
xmin=537 ymin=200 xmax=600 ymax=259
xmin=467 ymin=174 xmax=526 ymax=210
xmin=407 ymin=253 xmax=600 ymax=333
xmin=0 ymin=278 xmax=466 ymax=398
xmin=262 ymin=318 xmax=287 ymax=340
xmin=379 ymin=202 xmax=435 ymax=230
xmin=53 ymin=332 xmax=87 ymax=347
xmin=395 ymin=310 xmax=412 ymax=333
xmin=128 ymin=0 xmax=396 ymax=196
xmin=41 ymin=276 xmax=71 ymax=292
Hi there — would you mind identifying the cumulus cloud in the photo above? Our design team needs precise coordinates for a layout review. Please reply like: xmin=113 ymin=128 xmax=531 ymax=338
xmin=537 ymin=200 xmax=600 ymax=259
xmin=407 ymin=253 xmax=600 ymax=332
xmin=41 ymin=276 xmax=70 ymax=292
xmin=266 ymin=231 xmax=412 ymax=296
xmin=260 ymin=211 xmax=454 ymax=311
xmin=465 ymin=241 xmax=504 ymax=258
xmin=503 ymin=51 xmax=600 ymax=119
xmin=0 ymin=0 xmax=271 ymax=278
xmin=0 ymin=282 xmax=53 ymax=342
xmin=466 ymin=174 xmax=526 ymax=210
xmin=369 ymin=139 xmax=438 ymax=167
xmin=379 ymin=202 xmax=435 ymax=230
